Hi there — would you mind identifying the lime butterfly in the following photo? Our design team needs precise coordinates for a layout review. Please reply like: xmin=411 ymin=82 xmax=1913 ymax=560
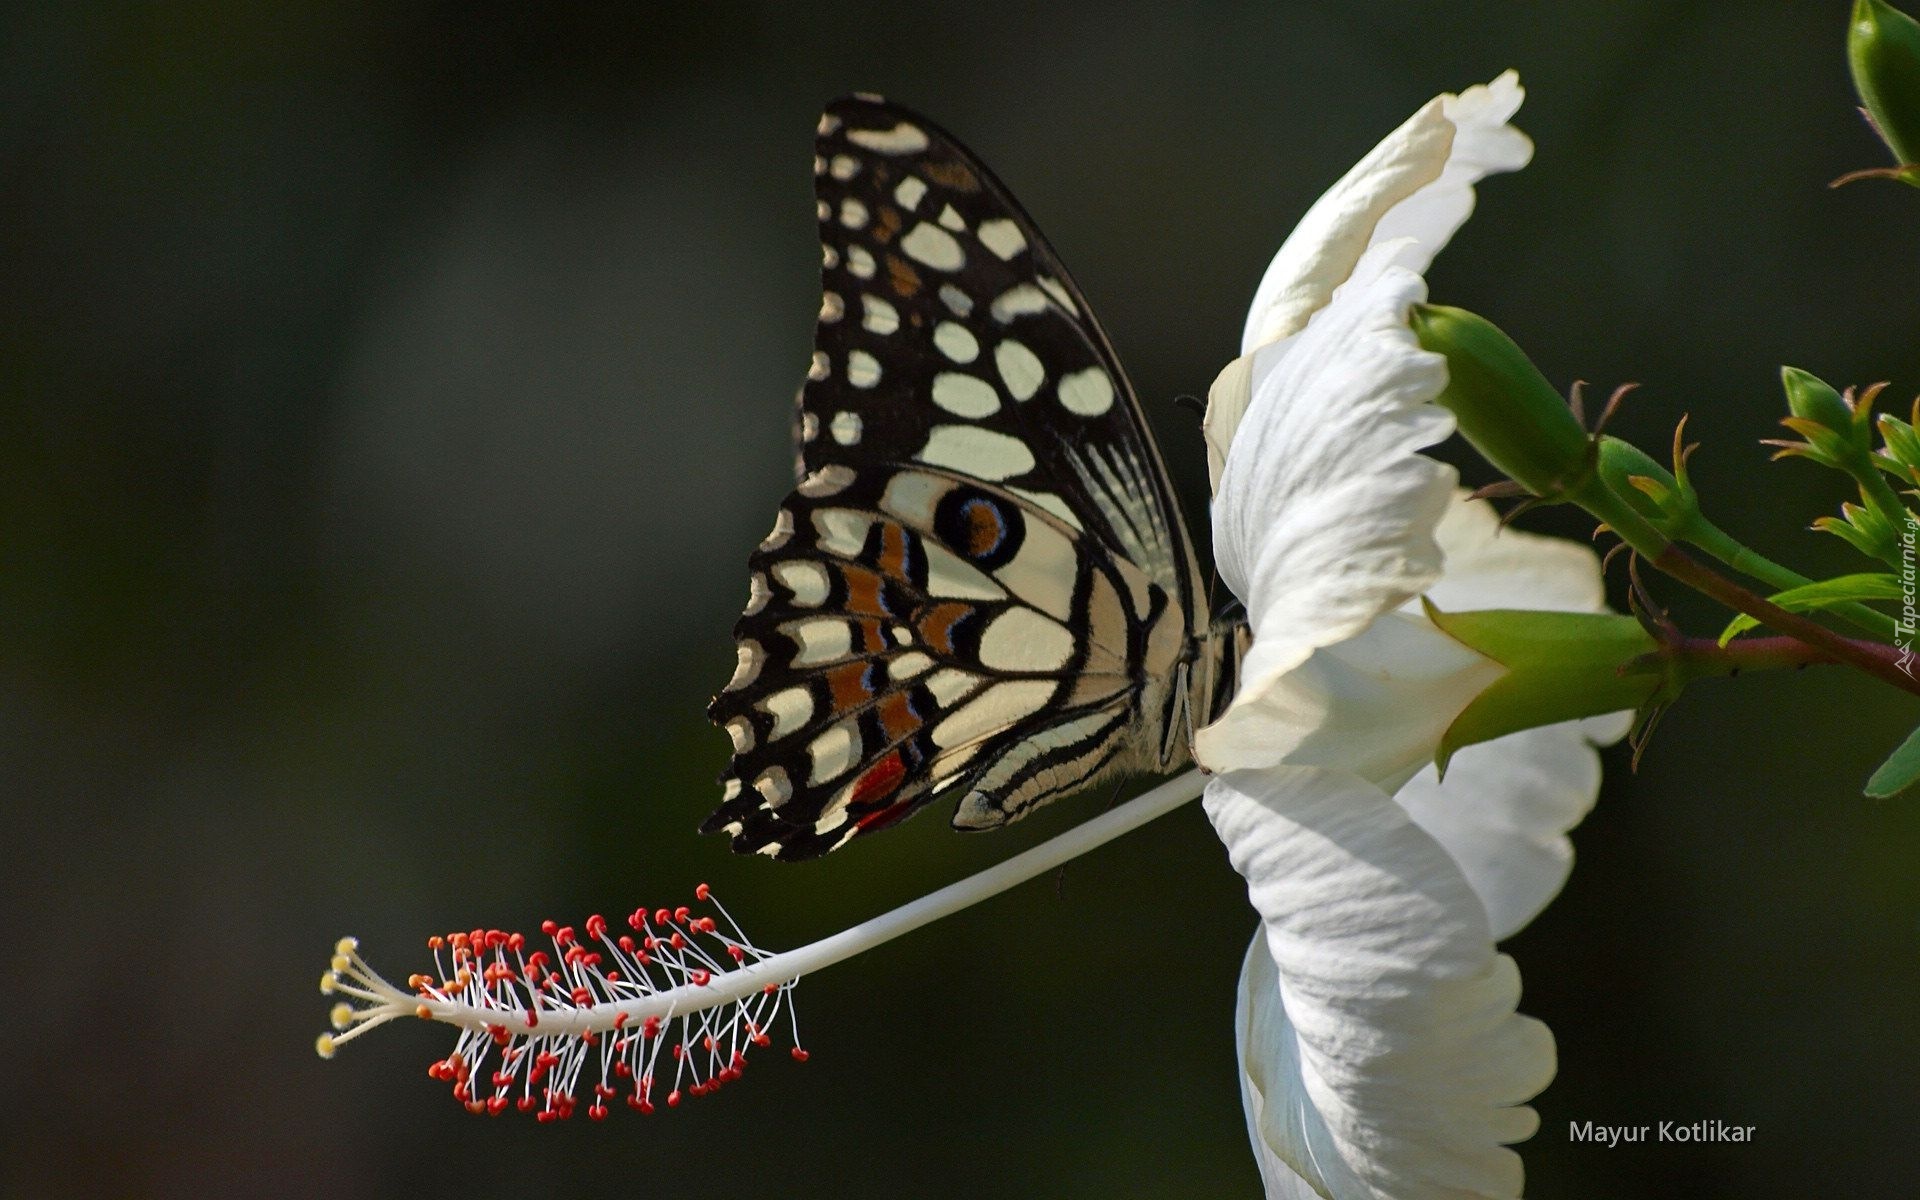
xmin=705 ymin=95 xmax=1245 ymax=860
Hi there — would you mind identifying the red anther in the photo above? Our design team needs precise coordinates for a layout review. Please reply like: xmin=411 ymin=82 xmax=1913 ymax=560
xmin=703 ymin=1035 xmax=716 ymax=1052
xmin=517 ymin=1095 xmax=537 ymax=1113
xmin=408 ymin=973 xmax=430 ymax=989
xmin=449 ymin=932 xmax=469 ymax=949
xmin=731 ymin=1050 xmax=747 ymax=1068
xmin=465 ymin=1099 xmax=486 ymax=1115
xmin=507 ymin=931 xmax=525 ymax=951
xmin=642 ymin=1016 xmax=662 ymax=1038
xmin=589 ymin=1104 xmax=608 ymax=1121
xmin=695 ymin=882 xmax=711 ymax=901
xmin=582 ymin=1031 xmax=599 ymax=1047
xmin=469 ymin=928 xmax=486 ymax=947
xmin=605 ymin=969 xmax=621 ymax=982
xmin=728 ymin=945 xmax=745 ymax=962
xmin=492 ymin=1071 xmax=514 ymax=1087
xmin=613 ymin=1012 xmax=629 ymax=1030
xmin=669 ymin=933 xmax=686 ymax=950
xmin=613 ymin=1060 xmax=632 ymax=1078
xmin=536 ymin=1109 xmax=558 ymax=1124
xmin=427 ymin=935 xmax=445 ymax=949
xmin=486 ymin=1095 xmax=508 ymax=1116
xmin=452 ymin=1082 xmax=470 ymax=1102
xmin=628 ymin=908 xmax=647 ymax=930
xmin=618 ymin=935 xmax=635 ymax=952
xmin=639 ymin=1099 xmax=655 ymax=1114
xmin=753 ymin=1033 xmax=771 ymax=1048
xmin=636 ymin=949 xmax=651 ymax=966
xmin=570 ymin=986 xmax=591 ymax=1006
xmin=586 ymin=914 xmax=607 ymax=939
xmin=540 ymin=920 xmax=558 ymax=936
xmin=583 ymin=952 xmax=602 ymax=967
xmin=690 ymin=969 xmax=711 ymax=986
xmin=526 ymin=951 xmax=550 ymax=970
xmin=489 ymin=1025 xmax=511 ymax=1046
xmin=427 ymin=1062 xmax=449 ymax=1082
xmin=653 ymin=908 xmax=671 ymax=926
xmin=790 ymin=1047 xmax=810 ymax=1063
xmin=486 ymin=929 xmax=508 ymax=949
xmin=673 ymin=906 xmax=691 ymax=924
xmin=698 ymin=917 xmax=718 ymax=933
xmin=524 ymin=1007 xmax=540 ymax=1029
xmin=672 ymin=1043 xmax=685 ymax=1061
xmin=594 ymin=1083 xmax=616 ymax=1099
xmin=643 ymin=936 xmax=658 ymax=952
xmin=667 ymin=1090 xmax=682 ymax=1108
xmin=763 ymin=984 xmax=777 ymax=995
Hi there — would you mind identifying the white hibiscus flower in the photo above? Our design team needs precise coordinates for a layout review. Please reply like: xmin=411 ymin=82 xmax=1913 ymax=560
xmin=1195 ymin=72 xmax=1632 ymax=1199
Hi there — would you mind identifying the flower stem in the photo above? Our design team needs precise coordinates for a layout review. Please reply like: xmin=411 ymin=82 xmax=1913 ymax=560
xmin=1679 ymin=519 xmax=1898 ymax=641
xmin=1653 ymin=546 xmax=1920 ymax=697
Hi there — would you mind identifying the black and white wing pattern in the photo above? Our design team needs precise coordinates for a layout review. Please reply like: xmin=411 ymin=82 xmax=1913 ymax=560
xmin=704 ymin=95 xmax=1239 ymax=861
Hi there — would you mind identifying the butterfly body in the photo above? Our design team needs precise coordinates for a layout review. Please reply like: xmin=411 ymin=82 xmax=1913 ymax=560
xmin=704 ymin=96 xmax=1244 ymax=861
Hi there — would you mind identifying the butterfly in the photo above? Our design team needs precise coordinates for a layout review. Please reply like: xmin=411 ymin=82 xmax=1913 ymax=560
xmin=703 ymin=94 xmax=1246 ymax=861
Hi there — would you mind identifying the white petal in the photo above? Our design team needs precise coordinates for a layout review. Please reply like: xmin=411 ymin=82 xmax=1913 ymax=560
xmin=1210 ymin=767 xmax=1553 ymax=1200
xmin=1199 ymin=610 xmax=1502 ymax=785
xmin=1197 ymin=251 xmax=1456 ymax=772
xmin=1415 ymin=490 xmax=1609 ymax=616
xmin=1367 ymin=72 xmax=1533 ymax=289
xmin=1239 ymin=72 xmax=1530 ymax=356
xmin=1238 ymin=97 xmax=1454 ymax=355
xmin=1392 ymin=715 xmax=1627 ymax=942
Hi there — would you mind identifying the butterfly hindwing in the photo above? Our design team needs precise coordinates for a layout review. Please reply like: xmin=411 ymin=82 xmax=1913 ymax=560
xmin=705 ymin=95 xmax=1212 ymax=859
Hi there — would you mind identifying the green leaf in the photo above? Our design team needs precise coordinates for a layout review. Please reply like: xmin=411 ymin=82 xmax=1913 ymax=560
xmin=1717 ymin=573 xmax=1901 ymax=644
xmin=1866 ymin=722 xmax=1920 ymax=797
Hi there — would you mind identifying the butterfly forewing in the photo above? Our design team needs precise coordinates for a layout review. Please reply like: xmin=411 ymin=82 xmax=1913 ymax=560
xmin=705 ymin=95 xmax=1212 ymax=860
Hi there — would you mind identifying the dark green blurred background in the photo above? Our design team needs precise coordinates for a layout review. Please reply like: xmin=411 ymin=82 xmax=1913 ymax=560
xmin=8 ymin=2 xmax=1919 ymax=1197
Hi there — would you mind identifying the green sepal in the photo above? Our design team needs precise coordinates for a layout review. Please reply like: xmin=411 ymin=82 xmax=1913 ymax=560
xmin=1716 ymin=573 xmax=1901 ymax=644
xmin=1411 ymin=304 xmax=1594 ymax=500
xmin=1426 ymin=602 xmax=1664 ymax=774
xmin=1850 ymin=0 xmax=1920 ymax=177
xmin=1866 ymin=722 xmax=1920 ymax=797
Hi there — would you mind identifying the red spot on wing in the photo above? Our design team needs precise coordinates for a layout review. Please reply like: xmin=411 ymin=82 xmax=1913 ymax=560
xmin=847 ymin=751 xmax=906 ymax=813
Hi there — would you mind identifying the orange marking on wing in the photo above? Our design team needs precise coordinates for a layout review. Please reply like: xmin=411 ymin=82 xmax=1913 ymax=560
xmin=964 ymin=502 xmax=1001 ymax=558
xmin=916 ymin=602 xmax=973 ymax=655
xmin=875 ymin=523 xmax=910 ymax=580
xmin=921 ymin=160 xmax=979 ymax=192
xmin=872 ymin=206 xmax=902 ymax=245
xmin=824 ymin=662 xmax=874 ymax=711
xmin=843 ymin=569 xmax=886 ymax=616
xmin=875 ymin=691 xmax=919 ymax=742
xmin=853 ymin=619 xmax=887 ymax=654
xmin=885 ymin=253 xmax=922 ymax=298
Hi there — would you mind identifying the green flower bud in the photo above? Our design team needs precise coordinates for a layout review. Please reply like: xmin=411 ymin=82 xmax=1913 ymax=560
xmin=1411 ymin=304 xmax=1592 ymax=499
xmin=1595 ymin=436 xmax=1685 ymax=530
xmin=1424 ymin=603 xmax=1664 ymax=773
xmin=1782 ymin=366 xmax=1855 ymax=437
xmin=1850 ymin=0 xmax=1920 ymax=172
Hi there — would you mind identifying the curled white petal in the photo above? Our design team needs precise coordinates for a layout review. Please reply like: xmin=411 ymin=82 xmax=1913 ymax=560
xmin=1210 ymin=767 xmax=1553 ymax=1200
xmin=1208 ymin=73 xmax=1529 ymax=486
xmin=1195 ymin=249 xmax=1455 ymax=773
xmin=1239 ymin=71 xmax=1530 ymax=357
